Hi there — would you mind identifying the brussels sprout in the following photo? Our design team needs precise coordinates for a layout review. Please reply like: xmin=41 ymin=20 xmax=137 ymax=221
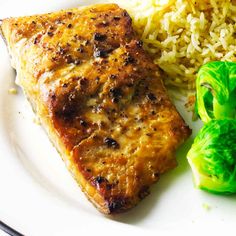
xmin=196 ymin=61 xmax=236 ymax=123
xmin=187 ymin=119 xmax=236 ymax=194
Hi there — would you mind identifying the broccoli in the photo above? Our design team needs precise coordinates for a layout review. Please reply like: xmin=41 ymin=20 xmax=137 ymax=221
xmin=187 ymin=119 xmax=236 ymax=194
xmin=196 ymin=61 xmax=236 ymax=123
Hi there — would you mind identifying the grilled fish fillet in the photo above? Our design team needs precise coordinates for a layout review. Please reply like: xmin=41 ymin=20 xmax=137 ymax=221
xmin=0 ymin=4 xmax=191 ymax=214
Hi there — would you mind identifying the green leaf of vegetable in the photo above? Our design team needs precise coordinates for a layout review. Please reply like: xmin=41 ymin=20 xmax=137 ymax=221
xmin=187 ymin=119 xmax=236 ymax=194
xmin=196 ymin=61 xmax=236 ymax=123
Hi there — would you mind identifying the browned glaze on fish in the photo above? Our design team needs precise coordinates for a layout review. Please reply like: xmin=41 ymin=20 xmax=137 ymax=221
xmin=1 ymin=4 xmax=191 ymax=214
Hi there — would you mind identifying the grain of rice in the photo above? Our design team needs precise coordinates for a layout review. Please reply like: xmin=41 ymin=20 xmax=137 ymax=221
xmin=8 ymin=88 xmax=17 ymax=94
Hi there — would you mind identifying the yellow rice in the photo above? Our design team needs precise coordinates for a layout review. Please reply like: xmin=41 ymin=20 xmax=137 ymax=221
xmin=110 ymin=0 xmax=236 ymax=92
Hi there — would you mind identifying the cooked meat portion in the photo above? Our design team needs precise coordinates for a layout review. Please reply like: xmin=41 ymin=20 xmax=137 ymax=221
xmin=1 ymin=3 xmax=191 ymax=214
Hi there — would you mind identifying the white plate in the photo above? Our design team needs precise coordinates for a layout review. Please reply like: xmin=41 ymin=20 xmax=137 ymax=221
xmin=0 ymin=1 xmax=236 ymax=235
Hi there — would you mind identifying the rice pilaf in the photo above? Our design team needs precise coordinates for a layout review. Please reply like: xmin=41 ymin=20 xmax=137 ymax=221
xmin=111 ymin=0 xmax=236 ymax=92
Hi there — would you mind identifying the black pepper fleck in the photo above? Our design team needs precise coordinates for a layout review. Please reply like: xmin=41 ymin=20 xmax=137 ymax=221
xmin=113 ymin=16 xmax=121 ymax=20
xmin=95 ymin=176 xmax=107 ymax=184
xmin=154 ymin=172 xmax=160 ymax=178
xmin=65 ymin=55 xmax=74 ymax=64
xmin=123 ymin=11 xmax=129 ymax=17
xmin=108 ymin=201 xmax=122 ymax=212
xmin=111 ymin=98 xmax=118 ymax=103
xmin=124 ymin=53 xmax=135 ymax=65
xmin=77 ymin=47 xmax=84 ymax=53
xmin=74 ymin=59 xmax=81 ymax=65
xmin=80 ymin=119 xmax=87 ymax=127
xmin=50 ymin=94 xmax=56 ymax=100
xmin=147 ymin=93 xmax=157 ymax=101
xmin=34 ymin=38 xmax=39 ymax=44
xmin=151 ymin=110 xmax=156 ymax=115
xmin=94 ymin=49 xmax=108 ymax=58
xmin=58 ymin=47 xmax=67 ymax=55
xmin=104 ymin=137 xmax=120 ymax=149
xmin=84 ymin=40 xmax=90 ymax=46
xmin=136 ymin=40 xmax=143 ymax=47
xmin=94 ymin=33 xmax=107 ymax=41
xmin=107 ymin=198 xmax=126 ymax=213
xmin=110 ymin=74 xmax=117 ymax=80
xmin=47 ymin=31 xmax=54 ymax=37
xmin=110 ymin=87 xmax=122 ymax=103
xmin=79 ymin=78 xmax=88 ymax=87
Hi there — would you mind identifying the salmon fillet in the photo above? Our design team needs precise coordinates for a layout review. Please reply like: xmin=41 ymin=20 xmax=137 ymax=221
xmin=0 ymin=3 xmax=191 ymax=214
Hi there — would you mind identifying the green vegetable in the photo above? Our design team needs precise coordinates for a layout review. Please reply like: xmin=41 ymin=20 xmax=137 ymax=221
xmin=189 ymin=61 xmax=236 ymax=194
xmin=196 ymin=61 xmax=236 ymax=123
xmin=187 ymin=119 xmax=236 ymax=194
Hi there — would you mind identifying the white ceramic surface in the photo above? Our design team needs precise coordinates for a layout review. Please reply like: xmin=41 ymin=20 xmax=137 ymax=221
xmin=0 ymin=1 xmax=236 ymax=235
